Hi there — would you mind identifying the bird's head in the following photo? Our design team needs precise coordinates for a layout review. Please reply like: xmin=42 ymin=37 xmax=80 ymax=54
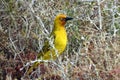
xmin=54 ymin=14 xmax=73 ymax=26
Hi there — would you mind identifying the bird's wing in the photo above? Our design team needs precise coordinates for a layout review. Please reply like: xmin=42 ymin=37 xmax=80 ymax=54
xmin=37 ymin=33 xmax=55 ymax=59
xmin=37 ymin=39 xmax=50 ymax=58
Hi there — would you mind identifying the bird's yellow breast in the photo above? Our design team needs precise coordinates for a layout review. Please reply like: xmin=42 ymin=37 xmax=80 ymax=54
xmin=54 ymin=29 xmax=67 ymax=54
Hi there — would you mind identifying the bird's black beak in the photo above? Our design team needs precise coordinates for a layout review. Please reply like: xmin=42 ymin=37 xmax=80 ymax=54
xmin=65 ymin=17 xmax=73 ymax=21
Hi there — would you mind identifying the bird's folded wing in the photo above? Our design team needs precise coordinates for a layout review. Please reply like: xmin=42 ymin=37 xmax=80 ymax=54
xmin=37 ymin=40 xmax=50 ymax=58
xmin=37 ymin=34 xmax=55 ymax=59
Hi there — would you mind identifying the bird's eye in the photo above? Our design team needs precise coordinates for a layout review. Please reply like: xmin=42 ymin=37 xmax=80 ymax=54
xmin=60 ymin=18 xmax=66 ymax=21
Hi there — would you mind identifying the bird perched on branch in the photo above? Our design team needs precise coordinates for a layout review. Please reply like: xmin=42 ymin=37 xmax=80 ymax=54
xmin=27 ymin=13 xmax=73 ymax=74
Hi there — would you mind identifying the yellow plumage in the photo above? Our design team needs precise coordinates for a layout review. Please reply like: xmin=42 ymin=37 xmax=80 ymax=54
xmin=27 ymin=13 xmax=73 ymax=74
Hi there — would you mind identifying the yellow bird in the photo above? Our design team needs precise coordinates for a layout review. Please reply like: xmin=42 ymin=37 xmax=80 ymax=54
xmin=27 ymin=13 xmax=73 ymax=74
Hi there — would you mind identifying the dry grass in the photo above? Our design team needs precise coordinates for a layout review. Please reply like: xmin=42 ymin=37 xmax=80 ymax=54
xmin=0 ymin=0 xmax=120 ymax=80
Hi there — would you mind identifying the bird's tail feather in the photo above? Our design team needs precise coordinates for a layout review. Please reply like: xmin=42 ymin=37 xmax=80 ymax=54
xmin=26 ymin=62 xmax=40 ymax=75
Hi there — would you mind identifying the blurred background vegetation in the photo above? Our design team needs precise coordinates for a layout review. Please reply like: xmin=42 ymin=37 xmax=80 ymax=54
xmin=0 ymin=0 xmax=120 ymax=80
